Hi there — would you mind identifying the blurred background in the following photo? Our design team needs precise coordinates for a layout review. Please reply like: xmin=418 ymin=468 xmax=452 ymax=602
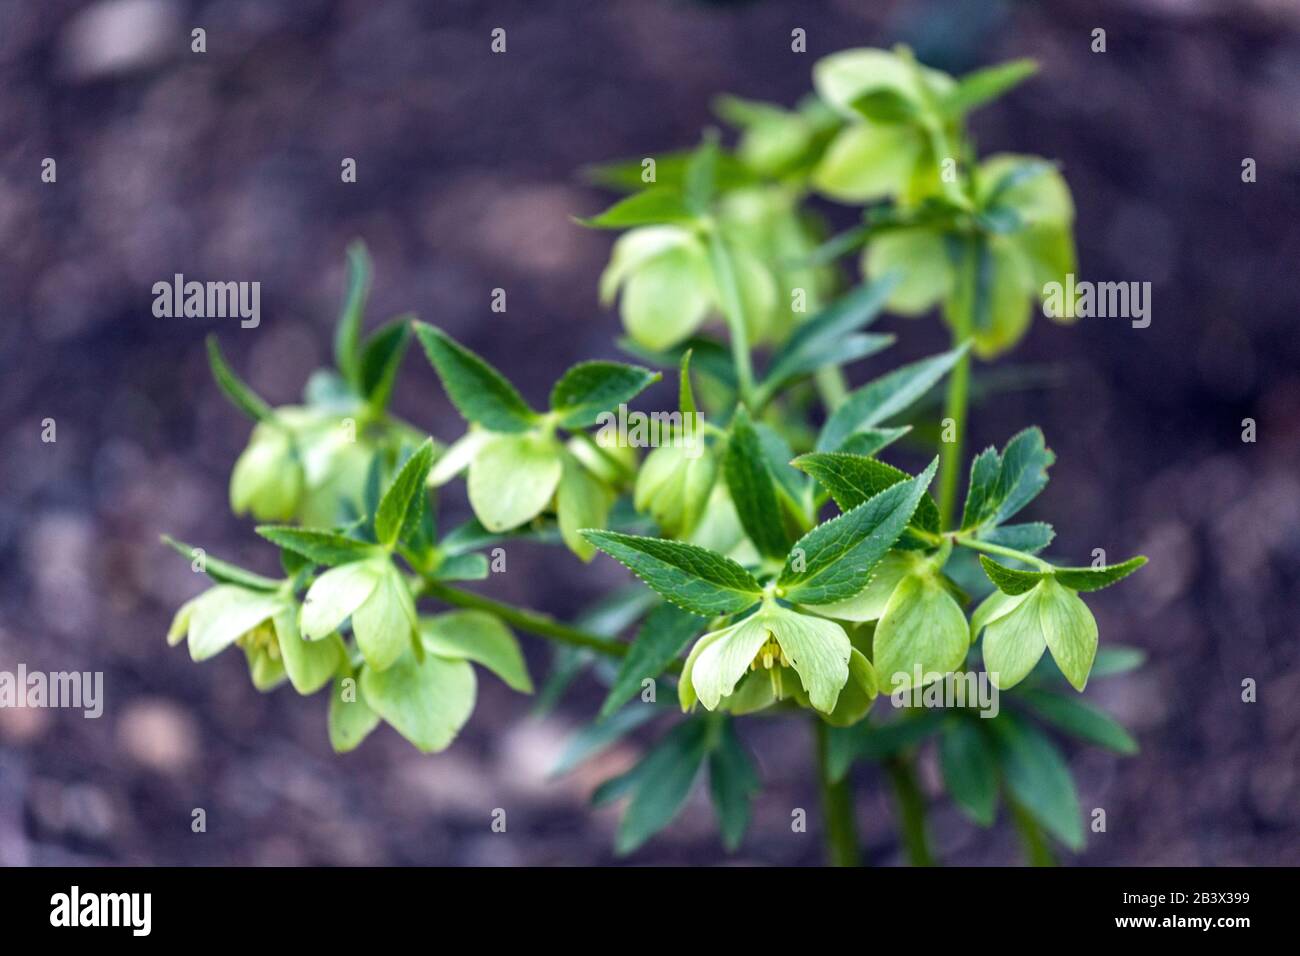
xmin=1 ymin=0 xmax=1298 ymax=865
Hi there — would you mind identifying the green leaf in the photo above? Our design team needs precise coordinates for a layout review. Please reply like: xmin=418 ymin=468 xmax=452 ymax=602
xmin=708 ymin=718 xmax=761 ymax=851
xmin=374 ymin=439 xmax=435 ymax=548
xmin=1016 ymin=689 xmax=1138 ymax=754
xmin=334 ymin=241 xmax=372 ymax=388
xmin=599 ymin=603 xmax=704 ymax=720
xmin=978 ymin=555 xmax=1047 ymax=596
xmin=678 ymin=349 xmax=698 ymax=416
xmin=360 ymin=653 xmax=476 ymax=753
xmin=414 ymin=323 xmax=536 ymax=432
xmin=977 ymin=522 xmax=1054 ymax=554
xmin=359 ymin=316 xmax=412 ymax=410
xmin=420 ymin=610 xmax=532 ymax=693
xmin=760 ymin=278 xmax=899 ymax=397
xmin=1052 ymin=556 xmax=1147 ymax=592
xmin=255 ymin=526 xmax=378 ymax=566
xmin=551 ymin=703 xmax=663 ymax=778
xmin=723 ymin=406 xmax=791 ymax=560
xmin=940 ymin=719 xmax=999 ymax=826
xmin=579 ymin=187 xmax=696 ymax=228
xmin=549 ymin=361 xmax=660 ymax=429
xmin=793 ymin=452 xmax=940 ymax=537
xmin=557 ymin=455 xmax=614 ymax=561
xmin=582 ymin=530 xmax=764 ymax=617
xmin=778 ymin=458 xmax=938 ymax=605
xmin=683 ymin=135 xmax=719 ymax=213
xmin=817 ymin=345 xmax=968 ymax=452
xmin=161 ymin=535 xmax=281 ymax=591
xmin=942 ymin=59 xmax=1038 ymax=116
xmin=960 ymin=428 xmax=1055 ymax=531
xmin=836 ymin=426 xmax=911 ymax=459
xmin=602 ymin=719 xmax=711 ymax=855
xmin=990 ymin=716 xmax=1084 ymax=850
xmin=826 ymin=710 xmax=948 ymax=781
xmin=618 ymin=335 xmax=738 ymax=391
xmin=206 ymin=335 xmax=273 ymax=423
xmin=431 ymin=552 xmax=489 ymax=581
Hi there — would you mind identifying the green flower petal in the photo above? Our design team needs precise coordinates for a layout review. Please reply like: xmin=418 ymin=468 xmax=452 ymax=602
xmin=273 ymin=608 xmax=343 ymax=695
xmin=823 ymin=648 xmax=879 ymax=727
xmin=352 ymin=563 xmax=417 ymax=672
xmin=360 ymin=654 xmax=477 ymax=753
xmin=428 ymin=428 xmax=491 ymax=487
xmin=982 ymin=585 xmax=1049 ymax=689
xmin=689 ymin=612 xmax=773 ymax=711
xmin=863 ymin=228 xmax=954 ymax=315
xmin=300 ymin=560 xmax=382 ymax=641
xmin=187 ymin=585 xmax=287 ymax=662
xmin=420 ymin=610 xmax=533 ymax=694
xmin=467 ymin=431 xmax=563 ymax=533
xmin=1038 ymin=579 xmax=1098 ymax=692
xmin=767 ymin=605 xmax=852 ymax=714
xmin=872 ymin=572 xmax=969 ymax=692
xmin=244 ymin=643 xmax=287 ymax=691
xmin=556 ymin=454 xmax=613 ymax=562
xmin=230 ymin=424 xmax=302 ymax=522
xmin=620 ymin=243 xmax=714 ymax=350
xmin=813 ymin=124 xmax=924 ymax=203
xmin=803 ymin=551 xmax=920 ymax=622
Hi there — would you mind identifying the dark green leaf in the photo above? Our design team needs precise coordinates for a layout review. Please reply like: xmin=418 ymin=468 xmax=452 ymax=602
xmin=582 ymin=530 xmax=763 ymax=617
xmin=618 ymin=335 xmax=738 ymax=390
xmin=708 ymin=719 xmax=761 ymax=851
xmin=960 ymin=427 xmax=1055 ymax=531
xmin=978 ymin=555 xmax=1047 ymax=595
xmin=990 ymin=715 xmax=1084 ymax=850
xmin=817 ymin=345 xmax=969 ymax=452
xmin=1016 ymin=689 xmax=1138 ymax=754
xmin=793 ymin=452 xmax=940 ymax=536
xmin=779 ymin=458 xmax=938 ymax=605
xmin=826 ymin=710 xmax=948 ymax=781
xmin=599 ymin=604 xmax=704 ymax=720
xmin=255 ymin=526 xmax=377 ymax=566
xmin=1090 ymin=645 xmax=1146 ymax=678
xmin=600 ymin=719 xmax=711 ymax=855
xmin=940 ymin=719 xmax=1000 ymax=826
xmin=335 ymin=241 xmax=372 ymax=388
xmin=942 ymin=59 xmax=1038 ymax=116
xmin=977 ymin=522 xmax=1054 ymax=554
xmin=678 ymin=349 xmax=698 ymax=416
xmin=374 ymin=439 xmax=435 ymax=548
xmin=724 ymin=407 xmax=792 ymax=560
xmin=683 ymin=135 xmax=719 ymax=213
xmin=551 ymin=702 xmax=663 ymax=778
xmin=760 ymin=278 xmax=899 ymax=397
xmin=206 ymin=336 xmax=274 ymax=423
xmin=1052 ymin=556 xmax=1147 ymax=592
xmin=414 ymin=323 xmax=536 ymax=432
xmin=837 ymin=426 xmax=911 ymax=458
xmin=161 ymin=535 xmax=282 ymax=591
xmin=359 ymin=316 xmax=412 ymax=410
xmin=578 ymin=187 xmax=695 ymax=229
xmin=549 ymin=361 xmax=660 ymax=429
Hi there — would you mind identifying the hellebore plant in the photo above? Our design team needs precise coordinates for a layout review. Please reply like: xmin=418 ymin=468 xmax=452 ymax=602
xmin=166 ymin=45 xmax=1146 ymax=865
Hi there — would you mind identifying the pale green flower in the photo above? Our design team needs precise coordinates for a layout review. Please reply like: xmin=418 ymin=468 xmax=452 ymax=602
xmin=633 ymin=442 xmax=718 ymax=539
xmin=168 ymin=584 xmax=341 ymax=694
xmin=679 ymin=602 xmax=856 ymax=715
xmin=972 ymin=577 xmax=1097 ymax=691
xmin=301 ymin=558 xmax=417 ymax=672
xmin=229 ymin=423 xmax=302 ymax=522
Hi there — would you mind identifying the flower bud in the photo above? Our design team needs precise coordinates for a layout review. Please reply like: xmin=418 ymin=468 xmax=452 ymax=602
xmin=633 ymin=442 xmax=717 ymax=538
xmin=230 ymin=423 xmax=303 ymax=522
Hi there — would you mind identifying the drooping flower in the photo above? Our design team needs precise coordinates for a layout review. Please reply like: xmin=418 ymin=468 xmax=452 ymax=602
xmin=972 ymin=577 xmax=1097 ymax=691
xmin=301 ymin=557 xmax=417 ymax=672
xmin=168 ymin=584 xmax=340 ymax=693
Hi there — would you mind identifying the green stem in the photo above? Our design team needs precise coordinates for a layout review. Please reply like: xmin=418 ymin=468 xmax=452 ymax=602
xmin=886 ymin=758 xmax=935 ymax=866
xmin=418 ymin=579 xmax=680 ymax=669
xmin=707 ymin=230 xmax=756 ymax=406
xmin=813 ymin=719 xmax=861 ymax=867
xmin=1009 ymin=798 xmax=1057 ymax=866
xmin=937 ymin=333 xmax=970 ymax=530
xmin=955 ymin=534 xmax=1052 ymax=571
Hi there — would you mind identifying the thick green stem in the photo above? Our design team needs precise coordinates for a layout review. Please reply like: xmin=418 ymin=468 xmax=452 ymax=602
xmin=418 ymin=579 xmax=679 ymax=668
xmin=1009 ymin=798 xmax=1057 ymax=866
xmin=937 ymin=336 xmax=970 ymax=530
xmin=707 ymin=230 xmax=756 ymax=406
xmin=814 ymin=719 xmax=861 ymax=867
xmin=886 ymin=758 xmax=935 ymax=866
